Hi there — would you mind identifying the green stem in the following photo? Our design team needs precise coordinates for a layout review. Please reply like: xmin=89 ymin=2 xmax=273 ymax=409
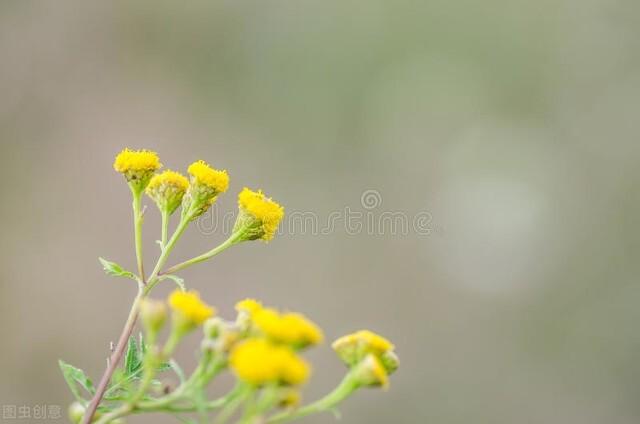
xmin=161 ymin=209 xmax=169 ymax=249
xmin=162 ymin=231 xmax=243 ymax=276
xmin=131 ymin=187 xmax=146 ymax=283
xmin=214 ymin=385 xmax=253 ymax=424
xmin=145 ymin=216 xmax=190 ymax=293
xmin=267 ymin=375 xmax=359 ymax=423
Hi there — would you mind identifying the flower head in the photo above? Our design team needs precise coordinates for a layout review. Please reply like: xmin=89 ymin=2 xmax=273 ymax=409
xmin=146 ymin=170 xmax=189 ymax=214
xmin=169 ymin=290 xmax=215 ymax=330
xmin=253 ymin=307 xmax=323 ymax=348
xmin=182 ymin=160 xmax=229 ymax=220
xmin=332 ymin=329 xmax=398 ymax=389
xmin=113 ymin=149 xmax=162 ymax=189
xmin=233 ymin=188 xmax=285 ymax=241
xmin=187 ymin=160 xmax=229 ymax=193
xmin=235 ymin=298 xmax=263 ymax=315
xmin=229 ymin=338 xmax=310 ymax=386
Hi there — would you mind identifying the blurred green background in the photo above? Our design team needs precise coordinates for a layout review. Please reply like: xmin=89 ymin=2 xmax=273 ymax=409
xmin=1 ymin=0 xmax=639 ymax=422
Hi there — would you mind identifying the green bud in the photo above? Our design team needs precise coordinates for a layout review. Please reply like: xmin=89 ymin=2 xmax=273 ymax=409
xmin=139 ymin=298 xmax=168 ymax=335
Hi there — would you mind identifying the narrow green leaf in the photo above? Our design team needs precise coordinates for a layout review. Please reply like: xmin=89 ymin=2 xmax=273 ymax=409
xmin=98 ymin=257 xmax=137 ymax=281
xmin=124 ymin=336 xmax=142 ymax=375
xmin=168 ymin=359 xmax=186 ymax=383
xmin=59 ymin=360 xmax=95 ymax=401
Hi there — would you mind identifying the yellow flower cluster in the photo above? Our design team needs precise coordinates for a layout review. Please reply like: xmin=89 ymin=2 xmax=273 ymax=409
xmin=253 ymin=308 xmax=324 ymax=348
xmin=332 ymin=329 xmax=398 ymax=389
xmin=187 ymin=160 xmax=229 ymax=194
xmin=230 ymin=338 xmax=310 ymax=386
xmin=236 ymin=188 xmax=285 ymax=241
xmin=169 ymin=290 xmax=215 ymax=327
xmin=146 ymin=170 xmax=190 ymax=214
xmin=113 ymin=149 xmax=162 ymax=174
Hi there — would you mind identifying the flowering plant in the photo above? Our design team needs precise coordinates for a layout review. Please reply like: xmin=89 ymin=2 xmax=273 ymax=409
xmin=61 ymin=149 xmax=399 ymax=424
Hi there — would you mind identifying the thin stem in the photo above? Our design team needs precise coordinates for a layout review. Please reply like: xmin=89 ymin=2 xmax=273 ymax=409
xmin=131 ymin=188 xmax=146 ymax=283
xmin=267 ymin=374 xmax=359 ymax=423
xmin=214 ymin=384 xmax=252 ymax=424
xmin=160 ymin=209 xmax=169 ymax=249
xmin=82 ymin=288 xmax=144 ymax=424
xmin=146 ymin=216 xmax=190 ymax=291
xmin=162 ymin=231 xmax=243 ymax=276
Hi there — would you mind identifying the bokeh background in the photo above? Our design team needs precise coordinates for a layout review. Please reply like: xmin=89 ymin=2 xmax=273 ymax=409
xmin=1 ymin=1 xmax=639 ymax=423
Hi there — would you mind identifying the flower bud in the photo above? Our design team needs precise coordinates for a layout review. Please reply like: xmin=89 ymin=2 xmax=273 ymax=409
xmin=145 ymin=170 xmax=189 ymax=215
xmin=68 ymin=402 xmax=85 ymax=423
xmin=139 ymin=298 xmax=168 ymax=335
xmin=232 ymin=188 xmax=284 ymax=242
xmin=203 ymin=317 xmax=225 ymax=339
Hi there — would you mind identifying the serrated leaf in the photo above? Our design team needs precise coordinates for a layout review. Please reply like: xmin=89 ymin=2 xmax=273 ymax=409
xmin=160 ymin=274 xmax=186 ymax=291
xmin=124 ymin=336 xmax=142 ymax=375
xmin=99 ymin=257 xmax=137 ymax=281
xmin=59 ymin=360 xmax=95 ymax=402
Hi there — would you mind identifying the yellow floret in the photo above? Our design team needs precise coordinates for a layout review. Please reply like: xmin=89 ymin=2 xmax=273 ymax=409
xmin=146 ymin=170 xmax=189 ymax=192
xmin=253 ymin=308 xmax=323 ymax=347
xmin=187 ymin=160 xmax=229 ymax=193
xmin=229 ymin=338 xmax=310 ymax=386
xmin=235 ymin=298 xmax=263 ymax=315
xmin=237 ymin=188 xmax=285 ymax=241
xmin=113 ymin=148 xmax=161 ymax=174
xmin=332 ymin=330 xmax=394 ymax=356
xmin=168 ymin=290 xmax=215 ymax=326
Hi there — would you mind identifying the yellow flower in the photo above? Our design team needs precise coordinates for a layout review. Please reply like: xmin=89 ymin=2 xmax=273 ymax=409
xmin=114 ymin=148 xmax=162 ymax=174
xmin=229 ymin=338 xmax=310 ymax=386
xmin=253 ymin=308 xmax=323 ymax=348
xmin=182 ymin=160 xmax=229 ymax=219
xmin=146 ymin=170 xmax=189 ymax=214
xmin=168 ymin=290 xmax=215 ymax=328
xmin=332 ymin=330 xmax=397 ymax=375
xmin=187 ymin=160 xmax=229 ymax=193
xmin=235 ymin=298 xmax=263 ymax=315
xmin=113 ymin=149 xmax=162 ymax=188
xmin=234 ymin=188 xmax=285 ymax=241
xmin=333 ymin=330 xmax=394 ymax=356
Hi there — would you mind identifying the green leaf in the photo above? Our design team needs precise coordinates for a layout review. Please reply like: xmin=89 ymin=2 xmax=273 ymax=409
xmin=59 ymin=360 xmax=95 ymax=402
xmin=99 ymin=257 xmax=137 ymax=281
xmin=160 ymin=274 xmax=186 ymax=291
xmin=124 ymin=336 xmax=142 ymax=375
xmin=168 ymin=359 xmax=186 ymax=383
